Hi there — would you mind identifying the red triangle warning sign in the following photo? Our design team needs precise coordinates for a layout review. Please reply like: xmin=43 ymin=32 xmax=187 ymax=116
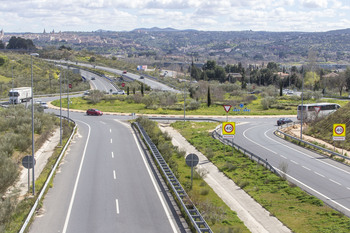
xmin=223 ymin=105 xmax=232 ymax=113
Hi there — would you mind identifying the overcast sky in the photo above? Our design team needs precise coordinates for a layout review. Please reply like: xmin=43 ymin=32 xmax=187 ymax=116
xmin=0 ymin=0 xmax=349 ymax=33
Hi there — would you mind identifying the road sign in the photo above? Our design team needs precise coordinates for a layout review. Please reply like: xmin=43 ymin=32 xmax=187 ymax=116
xmin=222 ymin=122 xmax=235 ymax=138
xmin=314 ymin=106 xmax=321 ymax=113
xmin=22 ymin=155 xmax=36 ymax=169
xmin=239 ymin=103 xmax=244 ymax=108
xmin=223 ymin=105 xmax=231 ymax=113
xmin=186 ymin=153 xmax=199 ymax=167
xmin=333 ymin=124 xmax=346 ymax=137
xmin=121 ymin=83 xmax=125 ymax=87
xmin=333 ymin=124 xmax=346 ymax=141
xmin=69 ymin=83 xmax=72 ymax=88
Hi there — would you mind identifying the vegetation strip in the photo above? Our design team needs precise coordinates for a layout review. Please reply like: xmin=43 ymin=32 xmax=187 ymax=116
xmin=135 ymin=117 xmax=249 ymax=233
xmin=172 ymin=121 xmax=350 ymax=233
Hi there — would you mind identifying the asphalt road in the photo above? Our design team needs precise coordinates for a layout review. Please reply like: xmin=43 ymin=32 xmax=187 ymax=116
xmin=232 ymin=117 xmax=350 ymax=217
xmin=27 ymin=67 xmax=183 ymax=232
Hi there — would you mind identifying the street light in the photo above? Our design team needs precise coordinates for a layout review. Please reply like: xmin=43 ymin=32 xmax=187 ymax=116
xmin=30 ymin=53 xmax=39 ymax=195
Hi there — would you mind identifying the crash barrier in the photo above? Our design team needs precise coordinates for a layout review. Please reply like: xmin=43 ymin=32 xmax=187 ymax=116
xmin=134 ymin=122 xmax=213 ymax=233
xmin=212 ymin=126 xmax=279 ymax=176
xmin=19 ymin=116 xmax=76 ymax=233
xmin=275 ymin=129 xmax=350 ymax=161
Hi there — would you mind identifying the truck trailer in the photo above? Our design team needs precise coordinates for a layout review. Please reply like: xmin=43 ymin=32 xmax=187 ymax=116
xmin=9 ymin=87 xmax=32 ymax=104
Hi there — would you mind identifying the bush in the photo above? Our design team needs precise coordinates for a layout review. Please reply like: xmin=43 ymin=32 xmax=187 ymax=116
xmin=261 ymin=96 xmax=276 ymax=110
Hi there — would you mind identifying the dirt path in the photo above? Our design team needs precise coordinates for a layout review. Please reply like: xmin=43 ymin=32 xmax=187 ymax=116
xmin=6 ymin=128 xmax=60 ymax=198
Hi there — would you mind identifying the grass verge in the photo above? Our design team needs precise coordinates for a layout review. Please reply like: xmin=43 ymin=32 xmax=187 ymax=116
xmin=4 ymin=123 xmax=75 ymax=233
xmin=172 ymin=121 xmax=350 ymax=233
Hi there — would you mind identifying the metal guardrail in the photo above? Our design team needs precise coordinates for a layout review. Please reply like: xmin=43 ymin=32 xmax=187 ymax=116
xmin=212 ymin=126 xmax=279 ymax=176
xmin=275 ymin=129 xmax=350 ymax=161
xmin=19 ymin=116 xmax=77 ymax=233
xmin=134 ymin=122 xmax=213 ymax=233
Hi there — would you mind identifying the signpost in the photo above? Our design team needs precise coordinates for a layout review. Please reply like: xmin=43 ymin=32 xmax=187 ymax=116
xmin=333 ymin=124 xmax=346 ymax=141
xmin=186 ymin=153 xmax=199 ymax=189
xmin=333 ymin=124 xmax=346 ymax=155
xmin=22 ymin=155 xmax=36 ymax=193
xmin=223 ymin=105 xmax=231 ymax=121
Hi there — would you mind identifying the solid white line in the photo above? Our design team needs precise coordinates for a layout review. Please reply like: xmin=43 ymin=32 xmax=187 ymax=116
xmin=62 ymin=121 xmax=91 ymax=233
xmin=329 ymin=179 xmax=342 ymax=186
xmin=314 ymin=172 xmax=325 ymax=178
xmin=116 ymin=199 xmax=120 ymax=214
xmin=132 ymin=128 xmax=178 ymax=233
xmin=113 ymin=170 xmax=116 ymax=180
xmin=275 ymin=167 xmax=350 ymax=213
xmin=291 ymin=160 xmax=298 ymax=164
xmin=111 ymin=151 xmax=114 ymax=158
xmin=265 ymin=129 xmax=350 ymax=176
xmin=242 ymin=126 xmax=278 ymax=155
xmin=302 ymin=166 xmax=311 ymax=171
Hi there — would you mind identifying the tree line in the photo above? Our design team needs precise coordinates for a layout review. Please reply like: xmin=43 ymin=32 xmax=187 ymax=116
xmin=0 ymin=36 xmax=36 ymax=50
xmin=190 ymin=60 xmax=350 ymax=95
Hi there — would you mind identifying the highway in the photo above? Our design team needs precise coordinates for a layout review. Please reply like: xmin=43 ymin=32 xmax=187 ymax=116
xmin=28 ymin=73 xmax=184 ymax=232
xmin=232 ymin=117 xmax=350 ymax=217
xmin=50 ymin=59 xmax=180 ymax=93
xmin=25 ymin=62 xmax=350 ymax=232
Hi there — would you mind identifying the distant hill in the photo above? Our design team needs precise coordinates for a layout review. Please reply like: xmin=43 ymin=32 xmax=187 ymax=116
xmin=132 ymin=27 xmax=197 ymax=32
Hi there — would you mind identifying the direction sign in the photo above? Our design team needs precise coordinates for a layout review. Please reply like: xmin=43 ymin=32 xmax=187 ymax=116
xmin=239 ymin=103 xmax=244 ymax=108
xmin=222 ymin=122 xmax=235 ymax=136
xmin=223 ymin=105 xmax=231 ymax=113
xmin=22 ymin=155 xmax=36 ymax=169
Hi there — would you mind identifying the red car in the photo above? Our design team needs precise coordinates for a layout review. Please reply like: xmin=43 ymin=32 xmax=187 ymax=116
xmin=86 ymin=109 xmax=103 ymax=116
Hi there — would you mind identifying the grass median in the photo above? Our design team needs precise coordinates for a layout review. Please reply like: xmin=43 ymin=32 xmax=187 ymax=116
xmin=172 ymin=121 xmax=350 ymax=233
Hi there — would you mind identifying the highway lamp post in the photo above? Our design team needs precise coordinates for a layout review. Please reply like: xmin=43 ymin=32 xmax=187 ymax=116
xmin=67 ymin=68 xmax=70 ymax=120
xmin=59 ymin=68 xmax=62 ymax=146
xmin=30 ymin=53 xmax=39 ymax=195
xmin=300 ymin=71 xmax=305 ymax=140
xmin=11 ymin=60 xmax=14 ymax=106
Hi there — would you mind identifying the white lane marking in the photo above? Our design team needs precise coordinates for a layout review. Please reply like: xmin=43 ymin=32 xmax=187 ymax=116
xmin=110 ymin=138 xmax=113 ymax=144
xmin=314 ymin=172 xmax=325 ymax=178
xmin=113 ymin=170 xmax=116 ymax=180
xmin=132 ymin=127 xmax=178 ymax=233
xmin=110 ymin=128 xmax=112 ymax=133
xmin=62 ymin=121 xmax=91 ymax=233
xmin=264 ymin=129 xmax=350 ymax=176
xmin=347 ymin=187 xmax=350 ymax=190
xmin=291 ymin=160 xmax=298 ymax=165
xmin=242 ymin=126 xmax=278 ymax=155
xmin=329 ymin=179 xmax=342 ymax=186
xmin=280 ymin=155 xmax=287 ymax=159
xmin=302 ymin=166 xmax=311 ymax=171
xmin=275 ymin=167 xmax=350 ymax=213
xmin=116 ymin=199 xmax=120 ymax=214
xmin=111 ymin=151 xmax=114 ymax=158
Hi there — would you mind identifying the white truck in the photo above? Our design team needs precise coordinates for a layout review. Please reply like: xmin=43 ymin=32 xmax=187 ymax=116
xmin=9 ymin=87 xmax=32 ymax=104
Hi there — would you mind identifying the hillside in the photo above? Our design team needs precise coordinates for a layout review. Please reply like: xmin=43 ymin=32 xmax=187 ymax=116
xmin=305 ymin=102 xmax=350 ymax=150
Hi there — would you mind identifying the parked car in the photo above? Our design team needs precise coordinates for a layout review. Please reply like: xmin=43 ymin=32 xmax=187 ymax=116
xmin=123 ymin=70 xmax=127 ymax=74
xmin=86 ymin=109 xmax=103 ymax=116
xmin=140 ymin=76 xmax=144 ymax=79
xmin=277 ymin=118 xmax=292 ymax=126
xmin=91 ymin=77 xmax=95 ymax=80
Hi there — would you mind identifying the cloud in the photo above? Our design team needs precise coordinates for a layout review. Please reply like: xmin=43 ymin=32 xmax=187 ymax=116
xmin=300 ymin=0 xmax=328 ymax=8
